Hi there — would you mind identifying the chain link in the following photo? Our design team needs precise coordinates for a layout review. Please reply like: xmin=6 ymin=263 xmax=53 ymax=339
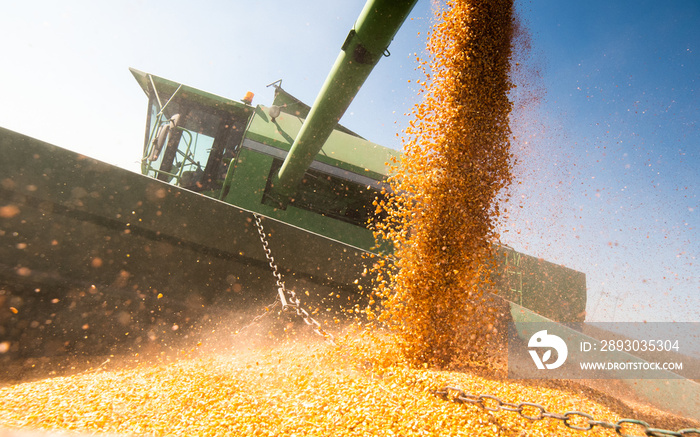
xmin=252 ymin=213 xmax=336 ymax=345
xmin=434 ymin=386 xmax=700 ymax=436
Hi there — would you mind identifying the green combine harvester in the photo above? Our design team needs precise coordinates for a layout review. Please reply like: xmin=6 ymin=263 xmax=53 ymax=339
xmin=2 ymin=0 xmax=698 ymax=421
xmin=0 ymin=0 xmax=586 ymax=360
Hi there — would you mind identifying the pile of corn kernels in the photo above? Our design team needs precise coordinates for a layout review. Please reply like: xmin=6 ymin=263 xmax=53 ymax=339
xmin=0 ymin=333 xmax=625 ymax=436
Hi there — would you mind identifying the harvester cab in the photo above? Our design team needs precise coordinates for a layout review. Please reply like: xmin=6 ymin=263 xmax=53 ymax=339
xmin=138 ymin=75 xmax=253 ymax=196
xmin=131 ymin=68 xmax=398 ymax=252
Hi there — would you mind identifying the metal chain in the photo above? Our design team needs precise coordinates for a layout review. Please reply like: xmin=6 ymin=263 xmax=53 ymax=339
xmin=252 ymin=213 xmax=336 ymax=345
xmin=434 ymin=387 xmax=700 ymax=437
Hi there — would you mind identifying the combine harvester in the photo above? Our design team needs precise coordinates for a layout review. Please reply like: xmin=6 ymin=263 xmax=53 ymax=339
xmin=0 ymin=0 xmax=695 ymax=420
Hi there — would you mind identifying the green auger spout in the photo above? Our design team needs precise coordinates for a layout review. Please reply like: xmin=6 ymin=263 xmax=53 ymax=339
xmin=270 ymin=0 xmax=418 ymax=205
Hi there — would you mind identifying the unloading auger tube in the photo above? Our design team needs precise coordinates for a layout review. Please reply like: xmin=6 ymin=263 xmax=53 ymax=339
xmin=270 ymin=0 xmax=418 ymax=205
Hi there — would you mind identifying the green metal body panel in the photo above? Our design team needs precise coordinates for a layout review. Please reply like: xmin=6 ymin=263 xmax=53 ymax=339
xmin=0 ymin=127 xmax=372 ymax=360
xmin=221 ymin=147 xmax=378 ymax=251
xmin=245 ymin=105 xmax=396 ymax=180
xmin=495 ymin=246 xmax=587 ymax=323
xmin=218 ymin=104 xmax=396 ymax=250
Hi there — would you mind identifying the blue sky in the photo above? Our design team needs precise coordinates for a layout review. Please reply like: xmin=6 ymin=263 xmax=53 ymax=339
xmin=506 ymin=0 xmax=698 ymax=324
xmin=1 ymin=1 xmax=697 ymax=324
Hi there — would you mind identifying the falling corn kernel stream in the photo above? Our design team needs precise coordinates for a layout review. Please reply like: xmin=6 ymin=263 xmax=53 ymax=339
xmin=367 ymin=0 xmax=516 ymax=370
xmin=0 ymin=1 xmax=691 ymax=436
